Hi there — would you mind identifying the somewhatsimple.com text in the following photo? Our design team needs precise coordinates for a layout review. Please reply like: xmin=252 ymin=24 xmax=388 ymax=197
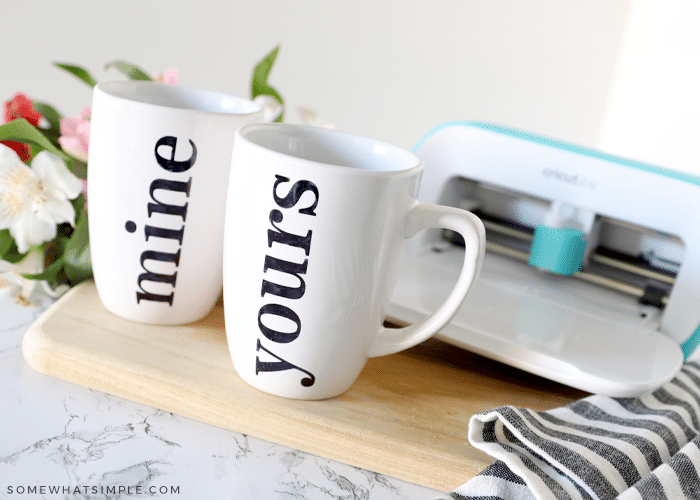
xmin=6 ymin=485 xmax=180 ymax=496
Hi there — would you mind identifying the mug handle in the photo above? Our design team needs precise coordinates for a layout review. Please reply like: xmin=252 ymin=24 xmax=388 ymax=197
xmin=368 ymin=203 xmax=485 ymax=357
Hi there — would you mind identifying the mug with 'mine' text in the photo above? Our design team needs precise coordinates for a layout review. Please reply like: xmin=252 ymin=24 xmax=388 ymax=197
xmin=88 ymin=81 xmax=263 ymax=324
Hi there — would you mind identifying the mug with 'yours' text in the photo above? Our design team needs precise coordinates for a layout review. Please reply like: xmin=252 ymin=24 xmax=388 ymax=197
xmin=224 ymin=123 xmax=486 ymax=399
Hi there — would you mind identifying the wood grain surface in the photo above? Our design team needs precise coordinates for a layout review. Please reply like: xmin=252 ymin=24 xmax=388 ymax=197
xmin=22 ymin=281 xmax=586 ymax=491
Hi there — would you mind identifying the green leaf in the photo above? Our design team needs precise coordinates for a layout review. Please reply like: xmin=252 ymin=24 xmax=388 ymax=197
xmin=28 ymin=143 xmax=44 ymax=161
xmin=32 ymin=101 xmax=63 ymax=132
xmin=54 ymin=63 xmax=98 ymax=87
xmin=0 ymin=229 xmax=28 ymax=264
xmin=105 ymin=60 xmax=153 ymax=81
xmin=23 ymin=255 xmax=65 ymax=282
xmin=251 ymin=45 xmax=281 ymax=98
xmin=67 ymin=157 xmax=88 ymax=180
xmin=0 ymin=229 xmax=14 ymax=258
xmin=0 ymin=119 xmax=69 ymax=160
xmin=63 ymin=209 xmax=92 ymax=285
xmin=71 ymin=193 xmax=86 ymax=216
xmin=46 ymin=234 xmax=69 ymax=261
xmin=251 ymin=45 xmax=284 ymax=122
xmin=28 ymin=102 xmax=64 ymax=154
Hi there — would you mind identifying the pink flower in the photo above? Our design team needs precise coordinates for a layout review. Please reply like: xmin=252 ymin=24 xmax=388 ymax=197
xmin=155 ymin=67 xmax=179 ymax=85
xmin=58 ymin=107 xmax=91 ymax=162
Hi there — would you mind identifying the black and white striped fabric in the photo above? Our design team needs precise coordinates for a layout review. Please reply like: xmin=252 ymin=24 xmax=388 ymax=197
xmin=436 ymin=361 xmax=700 ymax=500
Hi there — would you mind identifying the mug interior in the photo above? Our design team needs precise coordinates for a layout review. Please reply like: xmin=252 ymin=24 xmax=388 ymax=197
xmin=241 ymin=124 xmax=421 ymax=173
xmin=97 ymin=81 xmax=261 ymax=115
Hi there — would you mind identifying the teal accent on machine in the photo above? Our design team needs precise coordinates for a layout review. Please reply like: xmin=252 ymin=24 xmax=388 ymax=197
xmin=528 ymin=226 xmax=587 ymax=276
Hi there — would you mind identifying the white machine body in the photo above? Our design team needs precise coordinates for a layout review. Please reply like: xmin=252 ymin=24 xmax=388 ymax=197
xmin=387 ymin=122 xmax=699 ymax=396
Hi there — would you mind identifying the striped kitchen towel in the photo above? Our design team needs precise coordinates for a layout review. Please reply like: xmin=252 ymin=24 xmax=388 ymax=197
xmin=437 ymin=361 xmax=700 ymax=500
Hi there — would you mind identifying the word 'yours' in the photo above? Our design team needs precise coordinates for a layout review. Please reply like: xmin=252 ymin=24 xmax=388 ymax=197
xmin=256 ymin=175 xmax=319 ymax=387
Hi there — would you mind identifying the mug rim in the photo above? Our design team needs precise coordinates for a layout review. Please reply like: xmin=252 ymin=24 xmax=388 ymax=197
xmin=95 ymin=80 xmax=262 ymax=117
xmin=236 ymin=123 xmax=423 ymax=177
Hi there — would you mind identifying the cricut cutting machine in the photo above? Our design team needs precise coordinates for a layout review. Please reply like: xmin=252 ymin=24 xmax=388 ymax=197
xmin=387 ymin=122 xmax=700 ymax=396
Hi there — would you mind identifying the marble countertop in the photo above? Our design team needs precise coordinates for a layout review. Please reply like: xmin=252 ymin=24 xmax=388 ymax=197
xmin=0 ymin=290 xmax=444 ymax=499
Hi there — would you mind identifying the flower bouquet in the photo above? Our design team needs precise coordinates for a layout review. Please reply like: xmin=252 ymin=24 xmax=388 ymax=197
xmin=0 ymin=47 xmax=284 ymax=305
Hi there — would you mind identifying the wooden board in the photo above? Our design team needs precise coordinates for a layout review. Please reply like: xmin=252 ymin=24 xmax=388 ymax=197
xmin=22 ymin=281 xmax=586 ymax=491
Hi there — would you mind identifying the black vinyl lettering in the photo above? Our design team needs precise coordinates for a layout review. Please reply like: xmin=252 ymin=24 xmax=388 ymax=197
xmin=133 ymin=138 xmax=193 ymax=307
xmin=144 ymin=224 xmax=185 ymax=244
xmin=260 ymin=255 xmax=308 ymax=300
xmin=273 ymin=175 xmax=319 ymax=216
xmin=258 ymin=303 xmax=301 ymax=343
xmin=136 ymin=249 xmax=180 ymax=304
xmin=267 ymin=209 xmax=312 ymax=255
xmin=256 ymin=339 xmax=315 ymax=387
xmin=147 ymin=177 xmax=192 ymax=221
xmin=155 ymin=136 xmax=197 ymax=173
xmin=253 ymin=174 xmax=322 ymax=390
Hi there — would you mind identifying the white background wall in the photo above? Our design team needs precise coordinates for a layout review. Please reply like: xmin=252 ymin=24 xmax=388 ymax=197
xmin=599 ymin=0 xmax=700 ymax=175
xmin=4 ymin=1 xmax=699 ymax=174
xmin=2 ymin=1 xmax=629 ymax=153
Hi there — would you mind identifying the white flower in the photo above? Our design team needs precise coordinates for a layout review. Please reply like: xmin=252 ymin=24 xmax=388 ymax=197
xmin=0 ymin=144 xmax=83 ymax=254
xmin=254 ymin=94 xmax=284 ymax=122
xmin=0 ymin=249 xmax=41 ymax=305
xmin=296 ymin=106 xmax=335 ymax=129
xmin=0 ymin=248 xmax=67 ymax=305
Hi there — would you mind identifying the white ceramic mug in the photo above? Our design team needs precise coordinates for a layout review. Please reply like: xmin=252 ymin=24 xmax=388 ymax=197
xmin=88 ymin=81 xmax=263 ymax=324
xmin=223 ymin=123 xmax=485 ymax=399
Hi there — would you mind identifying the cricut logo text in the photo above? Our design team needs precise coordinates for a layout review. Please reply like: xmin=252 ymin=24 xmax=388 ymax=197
xmin=542 ymin=167 xmax=597 ymax=191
